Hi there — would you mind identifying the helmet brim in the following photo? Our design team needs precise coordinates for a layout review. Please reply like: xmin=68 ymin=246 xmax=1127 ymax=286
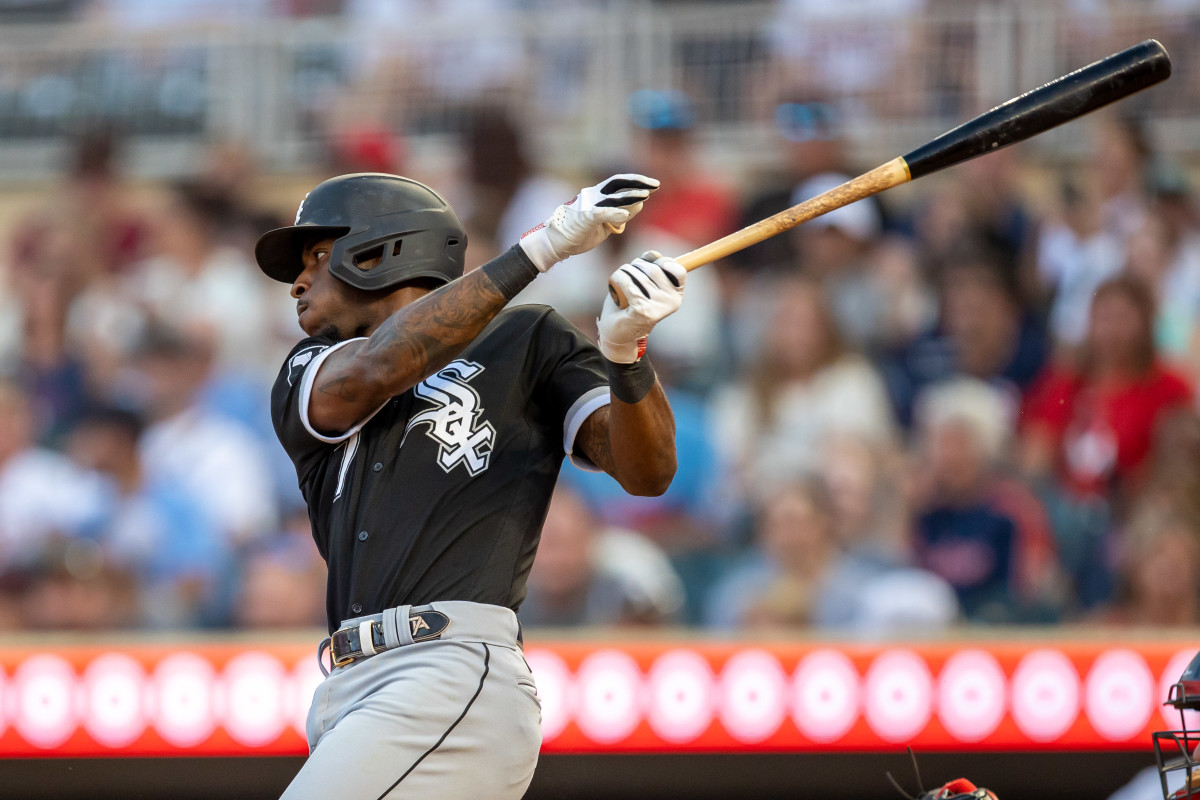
xmin=255 ymin=224 xmax=352 ymax=284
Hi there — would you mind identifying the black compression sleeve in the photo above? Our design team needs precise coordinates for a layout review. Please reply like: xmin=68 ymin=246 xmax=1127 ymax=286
xmin=605 ymin=357 xmax=656 ymax=404
xmin=481 ymin=245 xmax=540 ymax=301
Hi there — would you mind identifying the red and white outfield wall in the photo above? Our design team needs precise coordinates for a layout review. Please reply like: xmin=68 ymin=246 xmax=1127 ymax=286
xmin=0 ymin=636 xmax=1195 ymax=757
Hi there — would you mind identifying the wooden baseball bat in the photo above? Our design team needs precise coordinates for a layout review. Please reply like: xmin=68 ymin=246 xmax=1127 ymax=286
xmin=611 ymin=39 xmax=1171 ymax=306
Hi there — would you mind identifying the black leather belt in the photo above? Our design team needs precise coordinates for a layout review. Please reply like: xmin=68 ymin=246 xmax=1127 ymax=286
xmin=323 ymin=607 xmax=525 ymax=673
xmin=330 ymin=609 xmax=451 ymax=669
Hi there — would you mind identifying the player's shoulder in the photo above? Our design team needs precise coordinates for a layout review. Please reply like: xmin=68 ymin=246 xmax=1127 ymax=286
xmin=469 ymin=305 xmax=595 ymax=369
xmin=277 ymin=335 xmax=339 ymax=389
xmin=481 ymin=303 xmax=580 ymax=340
xmin=490 ymin=303 xmax=556 ymax=328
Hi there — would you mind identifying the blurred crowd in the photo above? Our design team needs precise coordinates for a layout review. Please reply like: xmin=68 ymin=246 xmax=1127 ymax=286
xmin=0 ymin=4 xmax=1199 ymax=636
xmin=518 ymin=89 xmax=1200 ymax=636
xmin=2 ymin=0 xmax=1196 ymax=156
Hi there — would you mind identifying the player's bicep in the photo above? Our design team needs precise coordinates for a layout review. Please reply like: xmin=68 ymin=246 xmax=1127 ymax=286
xmin=573 ymin=406 xmax=615 ymax=475
xmin=302 ymin=339 xmax=391 ymax=441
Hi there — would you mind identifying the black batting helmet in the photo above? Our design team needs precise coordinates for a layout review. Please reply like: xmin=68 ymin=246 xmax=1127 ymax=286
xmin=255 ymin=173 xmax=467 ymax=292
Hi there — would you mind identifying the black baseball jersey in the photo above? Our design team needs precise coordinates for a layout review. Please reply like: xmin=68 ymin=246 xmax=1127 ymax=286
xmin=271 ymin=305 xmax=610 ymax=633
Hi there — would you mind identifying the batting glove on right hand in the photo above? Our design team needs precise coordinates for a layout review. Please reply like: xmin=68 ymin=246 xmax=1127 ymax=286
xmin=519 ymin=174 xmax=659 ymax=272
xmin=597 ymin=251 xmax=686 ymax=363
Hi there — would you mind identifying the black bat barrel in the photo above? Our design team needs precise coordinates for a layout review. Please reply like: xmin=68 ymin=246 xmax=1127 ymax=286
xmin=902 ymin=39 xmax=1171 ymax=180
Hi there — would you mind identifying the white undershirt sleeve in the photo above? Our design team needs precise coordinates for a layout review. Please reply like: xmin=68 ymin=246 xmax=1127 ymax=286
xmin=298 ymin=338 xmax=390 ymax=444
xmin=562 ymin=386 xmax=611 ymax=471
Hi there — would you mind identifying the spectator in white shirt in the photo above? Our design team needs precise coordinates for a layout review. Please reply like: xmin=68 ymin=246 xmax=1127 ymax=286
xmin=134 ymin=326 xmax=278 ymax=548
xmin=0 ymin=381 xmax=106 ymax=567
xmin=129 ymin=182 xmax=280 ymax=372
xmin=711 ymin=275 xmax=896 ymax=510
xmin=1037 ymin=178 xmax=1125 ymax=350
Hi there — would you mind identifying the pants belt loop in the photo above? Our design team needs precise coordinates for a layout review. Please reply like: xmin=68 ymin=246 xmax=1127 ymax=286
xmin=381 ymin=604 xmax=413 ymax=649
xmin=317 ymin=637 xmax=332 ymax=677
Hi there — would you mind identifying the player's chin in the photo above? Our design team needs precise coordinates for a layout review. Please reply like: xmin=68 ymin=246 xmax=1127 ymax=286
xmin=297 ymin=306 xmax=328 ymax=337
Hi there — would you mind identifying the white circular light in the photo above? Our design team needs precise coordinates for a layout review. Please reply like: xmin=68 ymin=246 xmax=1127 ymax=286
xmin=1010 ymin=650 xmax=1080 ymax=742
xmin=936 ymin=650 xmax=1007 ymax=742
xmin=13 ymin=654 xmax=77 ymax=749
xmin=82 ymin=653 xmax=147 ymax=748
xmin=1085 ymin=649 xmax=1154 ymax=742
xmin=575 ymin=650 xmax=642 ymax=744
xmin=523 ymin=648 xmax=574 ymax=743
xmin=718 ymin=650 xmax=787 ymax=743
xmin=646 ymin=649 xmax=716 ymax=743
xmin=792 ymin=649 xmax=860 ymax=743
xmin=863 ymin=650 xmax=934 ymax=742
xmin=151 ymin=653 xmax=217 ymax=748
xmin=222 ymin=652 xmax=288 ymax=747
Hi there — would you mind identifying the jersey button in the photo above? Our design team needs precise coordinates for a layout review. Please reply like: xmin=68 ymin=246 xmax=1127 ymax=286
xmin=372 ymin=462 xmax=382 ymax=472
xmin=351 ymin=603 xmax=363 ymax=614
xmin=358 ymin=530 xmax=369 ymax=542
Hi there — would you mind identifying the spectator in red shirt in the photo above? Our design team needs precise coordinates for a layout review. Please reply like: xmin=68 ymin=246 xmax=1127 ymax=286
xmin=625 ymin=90 xmax=738 ymax=249
xmin=1021 ymin=275 xmax=1194 ymax=608
xmin=1022 ymin=275 xmax=1193 ymax=501
xmin=11 ymin=129 xmax=146 ymax=282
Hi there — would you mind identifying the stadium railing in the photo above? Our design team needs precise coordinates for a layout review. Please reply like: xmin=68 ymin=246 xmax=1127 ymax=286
xmin=0 ymin=3 xmax=1192 ymax=181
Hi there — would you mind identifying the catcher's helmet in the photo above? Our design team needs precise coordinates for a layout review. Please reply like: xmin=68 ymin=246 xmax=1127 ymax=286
xmin=255 ymin=173 xmax=467 ymax=292
xmin=1153 ymin=651 xmax=1200 ymax=799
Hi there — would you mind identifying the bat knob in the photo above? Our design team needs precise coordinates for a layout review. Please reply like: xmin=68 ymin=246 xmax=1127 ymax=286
xmin=607 ymin=278 xmax=629 ymax=309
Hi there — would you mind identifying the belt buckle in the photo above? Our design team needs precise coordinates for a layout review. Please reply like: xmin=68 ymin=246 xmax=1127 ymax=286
xmin=330 ymin=626 xmax=357 ymax=668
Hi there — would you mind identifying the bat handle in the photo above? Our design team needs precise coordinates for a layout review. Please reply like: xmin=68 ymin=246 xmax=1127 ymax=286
xmin=604 ymin=153 xmax=906 ymax=306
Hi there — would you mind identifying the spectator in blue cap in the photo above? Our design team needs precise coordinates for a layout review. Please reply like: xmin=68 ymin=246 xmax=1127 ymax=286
xmin=626 ymin=89 xmax=737 ymax=250
xmin=732 ymin=95 xmax=857 ymax=275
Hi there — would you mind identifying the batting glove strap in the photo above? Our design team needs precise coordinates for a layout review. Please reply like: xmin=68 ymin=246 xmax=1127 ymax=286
xmin=519 ymin=173 xmax=659 ymax=272
xmin=597 ymin=251 xmax=686 ymax=363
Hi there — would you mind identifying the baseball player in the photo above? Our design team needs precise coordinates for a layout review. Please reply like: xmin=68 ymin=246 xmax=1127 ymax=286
xmin=256 ymin=171 xmax=683 ymax=799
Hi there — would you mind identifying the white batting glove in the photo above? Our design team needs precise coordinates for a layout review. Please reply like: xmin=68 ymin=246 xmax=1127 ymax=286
xmin=519 ymin=174 xmax=660 ymax=272
xmin=597 ymin=251 xmax=687 ymax=363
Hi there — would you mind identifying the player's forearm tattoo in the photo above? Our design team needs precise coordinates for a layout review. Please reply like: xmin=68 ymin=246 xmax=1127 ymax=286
xmin=367 ymin=270 xmax=509 ymax=383
xmin=317 ymin=268 xmax=510 ymax=403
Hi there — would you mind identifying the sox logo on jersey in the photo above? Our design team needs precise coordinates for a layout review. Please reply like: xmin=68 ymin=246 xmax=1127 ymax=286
xmin=405 ymin=360 xmax=495 ymax=476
